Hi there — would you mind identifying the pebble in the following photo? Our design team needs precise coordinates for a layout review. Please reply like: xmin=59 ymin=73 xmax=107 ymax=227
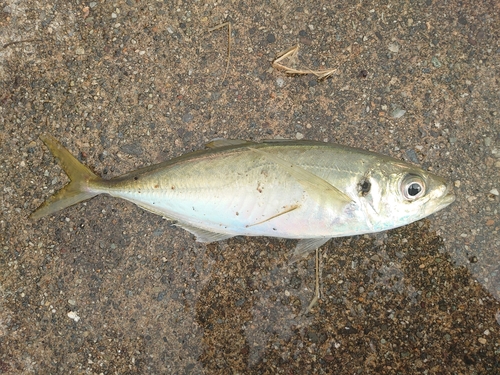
xmin=120 ymin=143 xmax=144 ymax=156
xmin=182 ymin=113 xmax=194 ymax=123
xmin=390 ymin=108 xmax=406 ymax=119
xmin=405 ymin=149 xmax=419 ymax=164
xmin=89 ymin=2 xmax=97 ymax=8
xmin=296 ymin=132 xmax=304 ymax=140
xmin=484 ymin=137 xmax=492 ymax=147
xmin=490 ymin=188 xmax=499 ymax=196
xmin=478 ymin=337 xmax=487 ymax=344
xmin=68 ymin=299 xmax=76 ymax=305
xmin=431 ymin=56 xmax=442 ymax=68
xmin=276 ymin=77 xmax=285 ymax=88
xmin=388 ymin=42 xmax=400 ymax=53
xmin=75 ymin=47 xmax=85 ymax=55
xmin=67 ymin=311 xmax=80 ymax=322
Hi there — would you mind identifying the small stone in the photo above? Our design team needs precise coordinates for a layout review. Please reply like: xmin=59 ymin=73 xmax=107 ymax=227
xmin=68 ymin=299 xmax=76 ymax=305
xmin=120 ymin=143 xmax=144 ymax=156
xmin=467 ymin=195 xmax=477 ymax=203
xmin=182 ymin=113 xmax=193 ymax=123
xmin=431 ymin=56 xmax=442 ymax=68
xmin=276 ymin=77 xmax=285 ymax=88
xmin=296 ymin=132 xmax=304 ymax=140
xmin=405 ymin=149 xmax=419 ymax=164
xmin=388 ymin=42 xmax=400 ymax=53
xmin=266 ymin=33 xmax=276 ymax=43
xmin=67 ymin=311 xmax=80 ymax=322
xmin=390 ymin=108 xmax=406 ymax=119
xmin=490 ymin=188 xmax=499 ymax=196
xmin=89 ymin=2 xmax=97 ymax=8
xmin=75 ymin=47 xmax=85 ymax=55
xmin=484 ymin=137 xmax=492 ymax=146
xmin=478 ymin=337 xmax=486 ymax=344
xmin=454 ymin=180 xmax=461 ymax=188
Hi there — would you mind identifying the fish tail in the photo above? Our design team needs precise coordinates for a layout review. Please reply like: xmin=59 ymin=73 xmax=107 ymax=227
xmin=30 ymin=135 xmax=102 ymax=219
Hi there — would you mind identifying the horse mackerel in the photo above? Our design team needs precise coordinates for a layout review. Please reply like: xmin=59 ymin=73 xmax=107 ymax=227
xmin=32 ymin=135 xmax=455 ymax=262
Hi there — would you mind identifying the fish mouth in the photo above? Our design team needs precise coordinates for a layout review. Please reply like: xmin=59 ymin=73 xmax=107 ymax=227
xmin=437 ymin=184 xmax=456 ymax=210
xmin=424 ymin=179 xmax=455 ymax=215
xmin=441 ymin=192 xmax=456 ymax=206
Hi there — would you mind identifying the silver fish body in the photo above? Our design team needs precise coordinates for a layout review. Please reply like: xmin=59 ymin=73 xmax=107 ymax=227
xmin=32 ymin=136 xmax=455 ymax=260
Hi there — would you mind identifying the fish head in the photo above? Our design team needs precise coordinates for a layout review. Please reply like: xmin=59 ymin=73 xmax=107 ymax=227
xmin=359 ymin=161 xmax=455 ymax=231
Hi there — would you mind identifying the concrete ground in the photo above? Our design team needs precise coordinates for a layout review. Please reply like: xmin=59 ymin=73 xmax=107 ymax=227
xmin=1 ymin=0 xmax=499 ymax=373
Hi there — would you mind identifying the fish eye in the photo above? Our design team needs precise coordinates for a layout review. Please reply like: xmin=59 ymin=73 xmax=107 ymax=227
xmin=401 ymin=174 xmax=426 ymax=200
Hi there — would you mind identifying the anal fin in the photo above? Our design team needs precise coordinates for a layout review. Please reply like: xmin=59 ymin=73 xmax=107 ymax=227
xmin=175 ymin=222 xmax=235 ymax=243
xmin=288 ymin=238 xmax=330 ymax=264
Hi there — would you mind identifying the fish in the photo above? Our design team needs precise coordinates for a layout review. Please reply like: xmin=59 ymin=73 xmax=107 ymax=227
xmin=31 ymin=135 xmax=455 ymax=262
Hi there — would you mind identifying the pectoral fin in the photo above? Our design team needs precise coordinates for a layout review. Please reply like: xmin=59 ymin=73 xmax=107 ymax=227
xmin=288 ymin=238 xmax=331 ymax=264
xmin=246 ymin=204 xmax=300 ymax=228
xmin=248 ymin=147 xmax=352 ymax=208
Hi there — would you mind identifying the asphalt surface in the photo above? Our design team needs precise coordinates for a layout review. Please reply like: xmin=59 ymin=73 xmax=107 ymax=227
xmin=1 ymin=0 xmax=499 ymax=373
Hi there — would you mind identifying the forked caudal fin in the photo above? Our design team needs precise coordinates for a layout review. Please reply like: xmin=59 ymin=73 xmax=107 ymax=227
xmin=30 ymin=135 xmax=102 ymax=219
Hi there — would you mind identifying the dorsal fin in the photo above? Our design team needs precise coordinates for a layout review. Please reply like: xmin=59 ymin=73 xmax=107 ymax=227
xmin=205 ymin=139 xmax=256 ymax=149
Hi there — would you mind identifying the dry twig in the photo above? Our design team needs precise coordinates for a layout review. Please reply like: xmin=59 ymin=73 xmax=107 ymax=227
xmin=208 ymin=22 xmax=232 ymax=82
xmin=272 ymin=45 xmax=336 ymax=80
xmin=3 ymin=39 xmax=42 ymax=49
xmin=305 ymin=247 xmax=322 ymax=314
